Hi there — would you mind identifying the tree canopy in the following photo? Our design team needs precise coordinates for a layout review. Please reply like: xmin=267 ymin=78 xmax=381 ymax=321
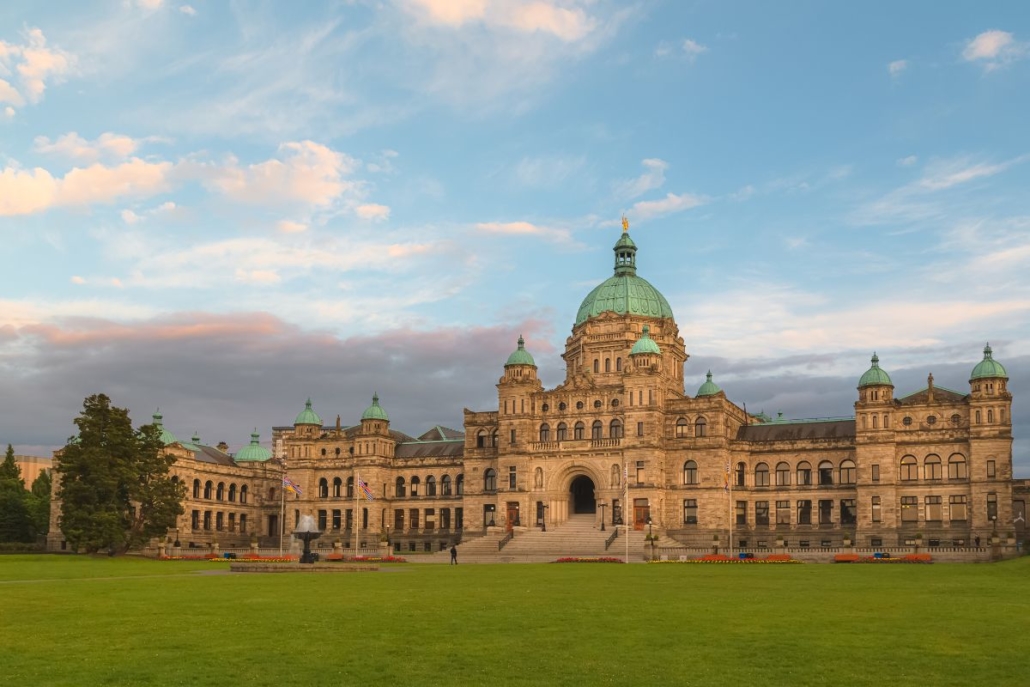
xmin=0 ymin=444 xmax=33 ymax=543
xmin=56 ymin=395 xmax=185 ymax=553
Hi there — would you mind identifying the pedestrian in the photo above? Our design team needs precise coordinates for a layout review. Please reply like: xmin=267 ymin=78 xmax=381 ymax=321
xmin=450 ymin=544 xmax=458 ymax=565
xmin=974 ymin=535 xmax=981 ymax=548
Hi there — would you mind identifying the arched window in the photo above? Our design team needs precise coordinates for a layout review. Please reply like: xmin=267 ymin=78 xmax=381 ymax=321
xmin=556 ymin=423 xmax=568 ymax=441
xmin=605 ymin=358 xmax=611 ymax=372
xmin=491 ymin=431 xmax=498 ymax=447
xmin=456 ymin=474 xmax=464 ymax=495
xmin=775 ymin=462 xmax=790 ymax=486
xmin=683 ymin=460 xmax=698 ymax=485
xmin=318 ymin=478 xmax=328 ymax=498
xmin=426 ymin=475 xmax=437 ymax=496
xmin=948 ymin=454 xmax=968 ymax=480
xmin=216 ymin=482 xmax=225 ymax=501
xmin=204 ymin=481 xmax=213 ymax=499
xmin=228 ymin=483 xmax=237 ymax=502
xmin=975 ymin=410 xmax=982 ymax=424
xmin=476 ymin=430 xmax=486 ymax=448
xmin=695 ymin=417 xmax=708 ymax=438
xmin=484 ymin=469 xmax=497 ymax=492
xmin=616 ymin=358 xmax=622 ymax=371
xmin=594 ymin=359 xmax=599 ymax=373
xmin=442 ymin=474 xmax=452 ymax=495
xmin=534 ymin=467 xmax=543 ymax=488
xmin=410 ymin=476 xmax=421 ymax=496
xmin=839 ymin=459 xmax=856 ymax=484
xmin=924 ymin=454 xmax=942 ymax=481
xmin=268 ymin=487 xmax=275 ymax=501
xmin=591 ymin=420 xmax=603 ymax=439
xmin=755 ymin=463 xmax=770 ymax=487
xmin=900 ymin=455 xmax=918 ymax=481
xmin=735 ymin=462 xmax=745 ymax=487
xmin=610 ymin=419 xmax=623 ymax=438
xmin=395 ymin=477 xmax=406 ymax=497
xmin=611 ymin=463 xmax=621 ymax=487
xmin=193 ymin=479 xmax=200 ymax=498
xmin=987 ymin=409 xmax=994 ymax=423
xmin=240 ymin=485 xmax=248 ymax=504
xmin=574 ymin=422 xmax=585 ymax=440
xmin=346 ymin=476 xmax=354 ymax=497
xmin=818 ymin=461 xmax=833 ymax=485
xmin=539 ymin=423 xmax=550 ymax=442
xmin=796 ymin=462 xmax=812 ymax=486
xmin=332 ymin=477 xmax=342 ymax=497
xmin=675 ymin=418 xmax=689 ymax=438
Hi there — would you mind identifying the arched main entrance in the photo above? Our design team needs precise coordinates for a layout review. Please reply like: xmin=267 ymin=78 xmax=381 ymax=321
xmin=570 ymin=475 xmax=596 ymax=514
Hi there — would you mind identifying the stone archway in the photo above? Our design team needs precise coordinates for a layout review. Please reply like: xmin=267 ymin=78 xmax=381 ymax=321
xmin=569 ymin=475 xmax=596 ymax=514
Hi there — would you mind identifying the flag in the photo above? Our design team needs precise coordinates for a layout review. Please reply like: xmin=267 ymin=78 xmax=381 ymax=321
xmin=358 ymin=479 xmax=375 ymax=502
xmin=283 ymin=476 xmax=302 ymax=496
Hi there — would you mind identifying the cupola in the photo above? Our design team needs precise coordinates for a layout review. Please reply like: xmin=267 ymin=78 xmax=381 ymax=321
xmin=630 ymin=325 xmax=662 ymax=356
xmin=152 ymin=410 xmax=178 ymax=446
xmin=234 ymin=430 xmax=272 ymax=463
xmin=294 ymin=398 xmax=322 ymax=426
xmin=696 ymin=371 xmax=722 ymax=397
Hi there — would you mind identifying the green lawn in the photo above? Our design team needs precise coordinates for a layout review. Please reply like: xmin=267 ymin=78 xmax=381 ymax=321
xmin=1 ymin=555 xmax=1027 ymax=686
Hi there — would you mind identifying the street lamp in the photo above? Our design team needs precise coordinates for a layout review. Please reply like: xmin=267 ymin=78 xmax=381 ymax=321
xmin=598 ymin=500 xmax=607 ymax=532
xmin=541 ymin=503 xmax=549 ymax=532
xmin=647 ymin=515 xmax=656 ymax=561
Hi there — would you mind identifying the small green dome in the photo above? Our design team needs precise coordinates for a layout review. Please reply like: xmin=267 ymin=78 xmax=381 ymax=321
xmin=630 ymin=325 xmax=662 ymax=356
xmin=970 ymin=343 xmax=1008 ymax=381
xmin=505 ymin=335 xmax=536 ymax=367
xmin=152 ymin=410 xmax=178 ymax=446
xmin=361 ymin=393 xmax=389 ymax=421
xmin=294 ymin=398 xmax=322 ymax=426
xmin=696 ymin=370 xmax=722 ymax=397
xmin=235 ymin=430 xmax=272 ymax=463
xmin=858 ymin=353 xmax=893 ymax=388
xmin=574 ymin=230 xmax=675 ymax=326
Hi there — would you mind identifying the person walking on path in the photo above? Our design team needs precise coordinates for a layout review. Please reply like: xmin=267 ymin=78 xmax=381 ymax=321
xmin=450 ymin=545 xmax=458 ymax=565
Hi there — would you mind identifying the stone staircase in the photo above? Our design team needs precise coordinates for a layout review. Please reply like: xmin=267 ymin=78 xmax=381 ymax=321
xmin=423 ymin=515 xmax=650 ymax=563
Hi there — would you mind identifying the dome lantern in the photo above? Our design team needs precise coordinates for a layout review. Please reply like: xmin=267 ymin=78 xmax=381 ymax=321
xmin=294 ymin=398 xmax=322 ymax=426
xmin=505 ymin=335 xmax=536 ymax=367
xmin=696 ymin=370 xmax=722 ymax=397
xmin=858 ymin=353 xmax=893 ymax=388
xmin=235 ymin=429 xmax=272 ymax=463
xmin=970 ymin=343 xmax=1008 ymax=382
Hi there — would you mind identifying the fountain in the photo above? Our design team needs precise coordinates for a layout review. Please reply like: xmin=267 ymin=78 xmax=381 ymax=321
xmin=294 ymin=514 xmax=322 ymax=564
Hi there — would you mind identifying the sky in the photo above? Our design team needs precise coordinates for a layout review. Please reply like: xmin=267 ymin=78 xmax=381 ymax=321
xmin=1 ymin=1 xmax=1028 ymax=473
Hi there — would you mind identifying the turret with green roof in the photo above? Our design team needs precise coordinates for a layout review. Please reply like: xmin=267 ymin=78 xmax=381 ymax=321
xmin=970 ymin=343 xmax=1008 ymax=381
xmin=696 ymin=371 xmax=722 ymax=397
xmin=152 ymin=410 xmax=178 ymax=446
xmin=858 ymin=353 xmax=893 ymax=388
xmin=234 ymin=430 xmax=272 ymax=463
xmin=505 ymin=335 xmax=536 ymax=367
xmin=630 ymin=325 xmax=662 ymax=356
xmin=361 ymin=393 xmax=390 ymax=422
xmin=294 ymin=398 xmax=322 ymax=426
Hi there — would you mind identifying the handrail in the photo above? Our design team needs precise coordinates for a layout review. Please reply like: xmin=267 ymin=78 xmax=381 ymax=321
xmin=604 ymin=528 xmax=619 ymax=550
xmin=498 ymin=531 xmax=514 ymax=550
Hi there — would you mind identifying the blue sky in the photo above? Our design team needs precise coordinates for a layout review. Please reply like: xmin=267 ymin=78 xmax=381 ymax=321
xmin=1 ymin=1 xmax=1028 ymax=472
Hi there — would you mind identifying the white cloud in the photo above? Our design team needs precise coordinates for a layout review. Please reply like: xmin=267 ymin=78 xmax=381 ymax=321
xmin=3 ymin=106 xmax=14 ymax=118
xmin=121 ymin=209 xmax=142 ymax=224
xmin=614 ymin=158 xmax=668 ymax=200
xmin=355 ymin=203 xmax=391 ymax=221
xmin=627 ymin=192 xmax=707 ymax=221
xmin=405 ymin=0 xmax=596 ymax=42
xmin=34 ymin=132 xmax=142 ymax=163
xmin=235 ymin=268 xmax=281 ymax=285
xmin=120 ymin=201 xmax=177 ymax=224
xmin=916 ymin=156 xmax=1025 ymax=192
xmin=0 ymin=79 xmax=25 ymax=106
xmin=897 ymin=155 xmax=918 ymax=167
xmin=179 ymin=4 xmax=196 ymax=16
xmin=135 ymin=0 xmax=165 ymax=9
xmin=475 ymin=220 xmax=573 ymax=244
xmin=0 ymin=28 xmax=75 ymax=111
xmin=962 ymin=30 xmax=1028 ymax=71
xmin=70 ymin=275 xmax=86 ymax=285
xmin=682 ymin=38 xmax=708 ymax=61
xmin=0 ymin=167 xmax=59 ymax=215
xmin=888 ymin=59 xmax=907 ymax=76
xmin=277 ymin=220 xmax=308 ymax=233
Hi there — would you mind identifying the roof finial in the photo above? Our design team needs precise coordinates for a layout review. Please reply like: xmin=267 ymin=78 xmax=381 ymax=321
xmin=621 ymin=215 xmax=629 ymax=233
xmin=517 ymin=334 xmax=525 ymax=348
xmin=984 ymin=342 xmax=992 ymax=359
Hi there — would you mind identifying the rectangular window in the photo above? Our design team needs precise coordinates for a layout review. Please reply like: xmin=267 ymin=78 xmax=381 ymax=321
xmin=508 ymin=466 xmax=517 ymax=489
xmin=455 ymin=507 xmax=463 ymax=530
xmin=409 ymin=508 xmax=420 ymax=530
xmin=637 ymin=421 xmax=644 ymax=437
xmin=948 ymin=458 xmax=968 ymax=480
xmin=871 ymin=464 xmax=880 ymax=482
xmin=818 ymin=464 xmax=833 ymax=486
xmin=871 ymin=537 xmax=883 ymax=547
xmin=228 ymin=513 xmax=236 ymax=531
xmin=797 ymin=500 xmax=812 ymax=525
xmin=840 ymin=499 xmax=857 ymax=525
xmin=735 ymin=501 xmax=747 ymax=525
xmin=925 ymin=496 xmax=942 ymax=522
xmin=900 ymin=496 xmax=918 ymax=522
xmin=755 ymin=501 xmax=770 ymax=526
xmin=441 ymin=508 xmax=451 ymax=530
xmin=510 ymin=429 xmax=517 ymax=445
xmin=215 ymin=512 xmax=224 ymax=531
xmin=755 ymin=469 xmax=770 ymax=487
xmin=683 ymin=499 xmax=698 ymax=525
xmin=776 ymin=501 xmax=790 ymax=525
xmin=987 ymin=460 xmax=996 ymax=478
xmin=775 ymin=465 xmax=790 ymax=486
xmin=871 ymin=496 xmax=881 ymax=522
xmin=987 ymin=493 xmax=998 ymax=522
xmin=636 ymin=461 xmax=645 ymax=484
xmin=818 ymin=500 xmax=833 ymax=524
xmin=317 ymin=509 xmax=327 ymax=531
xmin=204 ymin=511 xmax=212 ymax=531
xmin=240 ymin=514 xmax=247 ymax=533
xmin=191 ymin=510 xmax=199 ymax=530
xmin=949 ymin=495 xmax=967 ymax=521
xmin=424 ymin=508 xmax=435 ymax=530
xmin=332 ymin=509 xmax=341 ymax=530
xmin=797 ymin=465 xmax=812 ymax=486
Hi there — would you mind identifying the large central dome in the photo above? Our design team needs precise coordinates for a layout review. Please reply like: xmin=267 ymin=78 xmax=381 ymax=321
xmin=574 ymin=229 xmax=674 ymax=326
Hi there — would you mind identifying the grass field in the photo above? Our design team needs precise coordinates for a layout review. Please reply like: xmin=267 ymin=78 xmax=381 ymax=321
xmin=1 ymin=555 xmax=1028 ymax=686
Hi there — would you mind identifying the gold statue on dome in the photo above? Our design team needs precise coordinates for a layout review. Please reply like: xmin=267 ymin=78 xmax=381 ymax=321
xmin=622 ymin=215 xmax=629 ymax=232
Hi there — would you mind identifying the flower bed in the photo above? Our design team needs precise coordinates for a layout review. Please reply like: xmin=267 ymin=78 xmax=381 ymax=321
xmin=855 ymin=554 xmax=933 ymax=564
xmin=553 ymin=557 xmax=625 ymax=563
xmin=347 ymin=555 xmax=407 ymax=563
xmin=159 ymin=554 xmax=297 ymax=562
xmin=649 ymin=553 xmax=801 ymax=564
xmin=834 ymin=554 xmax=861 ymax=563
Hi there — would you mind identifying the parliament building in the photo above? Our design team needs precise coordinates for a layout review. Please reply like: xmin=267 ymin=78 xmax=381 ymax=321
xmin=47 ymin=226 xmax=1022 ymax=556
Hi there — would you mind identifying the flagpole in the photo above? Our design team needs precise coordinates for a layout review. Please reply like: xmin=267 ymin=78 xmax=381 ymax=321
xmin=624 ymin=461 xmax=629 ymax=564
xmin=728 ymin=461 xmax=733 ymax=558
xmin=353 ymin=471 xmax=360 ymax=557
xmin=279 ymin=459 xmax=286 ymax=557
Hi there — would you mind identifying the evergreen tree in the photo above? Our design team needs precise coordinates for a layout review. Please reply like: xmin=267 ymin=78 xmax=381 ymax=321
xmin=27 ymin=470 xmax=52 ymax=541
xmin=56 ymin=395 xmax=185 ymax=553
xmin=0 ymin=444 xmax=33 ymax=543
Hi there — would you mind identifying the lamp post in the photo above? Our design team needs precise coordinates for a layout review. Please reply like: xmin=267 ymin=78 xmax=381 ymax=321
xmin=647 ymin=515 xmax=656 ymax=561
xmin=541 ymin=503 xmax=548 ymax=532
xmin=598 ymin=500 xmax=607 ymax=532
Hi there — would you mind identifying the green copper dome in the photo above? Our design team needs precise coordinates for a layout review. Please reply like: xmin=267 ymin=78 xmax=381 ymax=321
xmin=630 ymin=325 xmax=662 ymax=356
xmin=970 ymin=343 xmax=1008 ymax=381
xmin=235 ymin=430 xmax=272 ymax=463
xmin=696 ymin=370 xmax=722 ymax=397
xmin=361 ymin=393 xmax=389 ymax=421
xmin=294 ymin=398 xmax=322 ymax=426
xmin=152 ymin=410 xmax=178 ymax=446
xmin=574 ymin=230 xmax=674 ymax=326
xmin=858 ymin=353 xmax=893 ymax=388
xmin=505 ymin=335 xmax=536 ymax=367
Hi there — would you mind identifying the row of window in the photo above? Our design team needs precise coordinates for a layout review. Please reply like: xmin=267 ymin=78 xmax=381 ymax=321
xmin=317 ymin=475 xmax=467 ymax=499
xmin=190 ymin=479 xmax=249 ymax=503
xmin=190 ymin=510 xmax=248 ymax=532
xmin=681 ymin=494 xmax=993 ymax=526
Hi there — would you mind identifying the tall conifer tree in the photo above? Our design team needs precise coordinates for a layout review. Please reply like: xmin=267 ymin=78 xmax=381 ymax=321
xmin=0 ymin=444 xmax=33 ymax=543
